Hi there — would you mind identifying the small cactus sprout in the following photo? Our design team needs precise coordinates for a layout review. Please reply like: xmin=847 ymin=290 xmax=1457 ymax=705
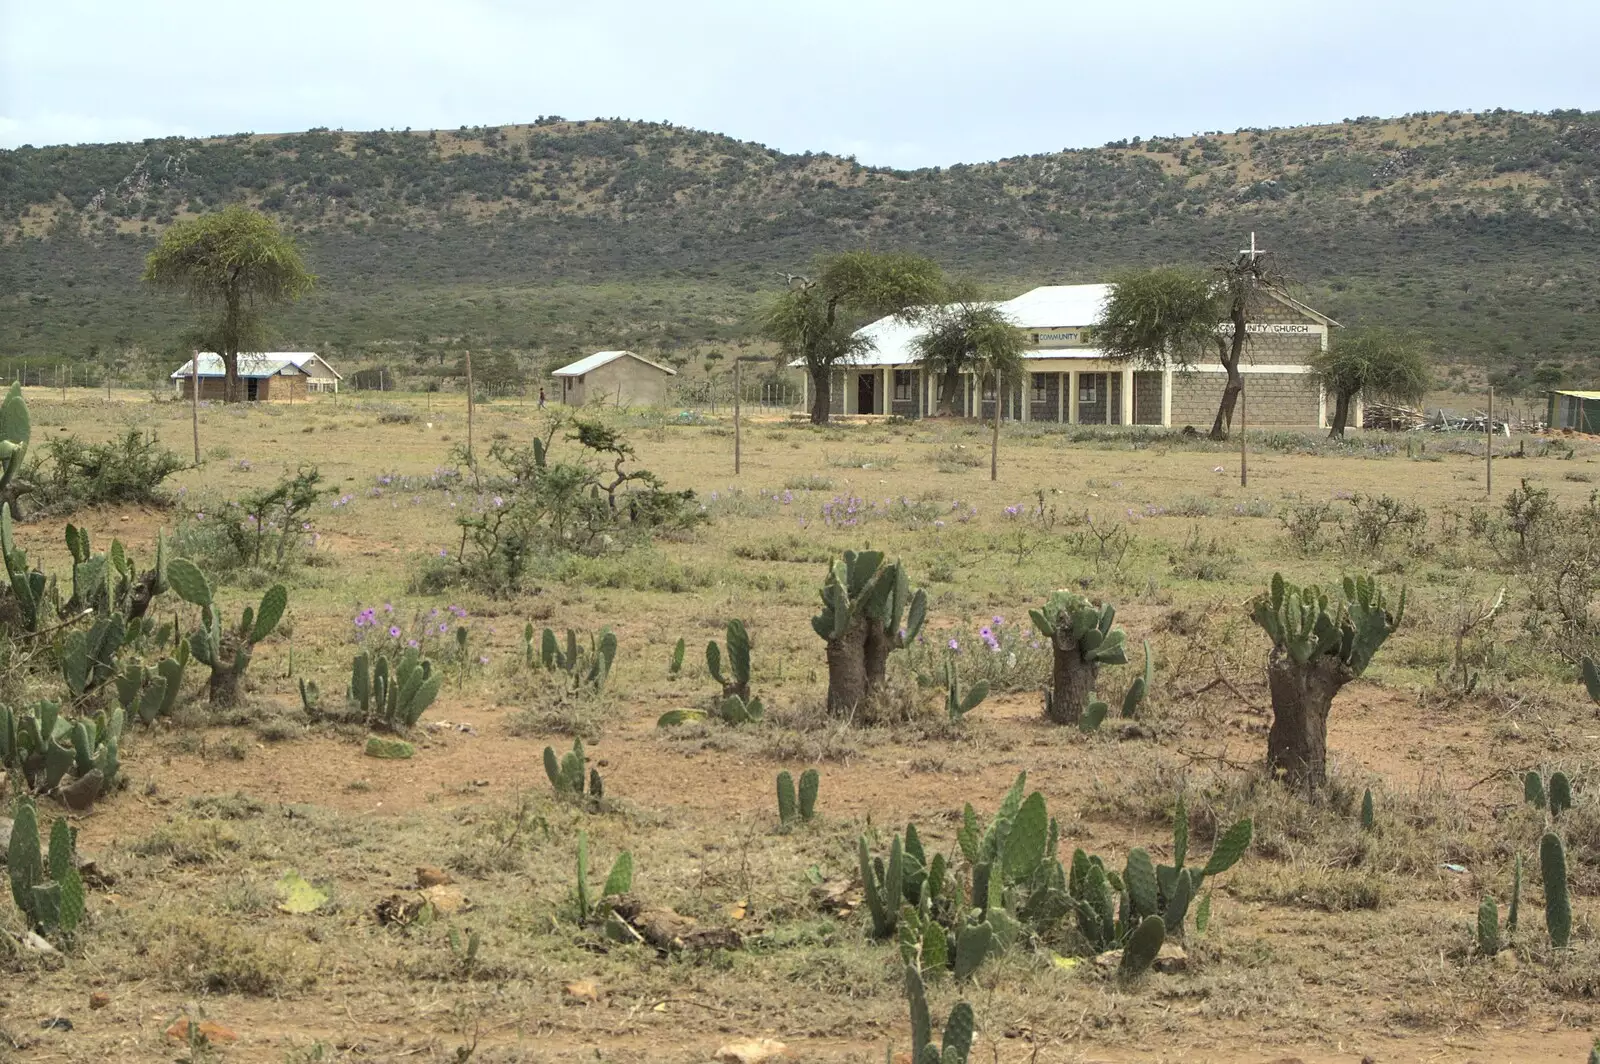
xmin=944 ymin=656 xmax=988 ymax=721
xmin=706 ymin=619 xmax=751 ymax=700
xmin=776 ymin=771 xmax=797 ymax=827
xmin=169 ymin=558 xmax=287 ymax=707
xmin=859 ymin=832 xmax=907 ymax=939
xmin=1360 ymin=788 xmax=1375 ymax=831
xmin=1121 ymin=639 xmax=1153 ymax=719
xmin=575 ymin=830 xmax=633 ymax=923
xmin=1525 ymin=771 xmax=1547 ymax=810
xmin=1549 ymin=771 xmax=1574 ymax=818
xmin=544 ymin=739 xmax=603 ymax=808
xmin=1582 ymin=656 xmax=1600 ymax=706
xmin=1476 ymin=895 xmax=1500 ymax=957
xmin=1507 ymin=853 xmax=1522 ymax=935
xmin=350 ymin=647 xmax=441 ymax=733
xmin=1078 ymin=698 xmax=1109 ymax=733
xmin=715 ymin=694 xmax=765 ymax=725
xmin=798 ymin=768 xmax=819 ymax=821
xmin=904 ymin=962 xmax=974 ymax=1064
xmin=6 ymin=796 xmax=85 ymax=938
xmin=1542 ymin=831 xmax=1571 ymax=948
xmin=298 ymin=677 xmax=320 ymax=715
xmin=668 ymin=636 xmax=685 ymax=677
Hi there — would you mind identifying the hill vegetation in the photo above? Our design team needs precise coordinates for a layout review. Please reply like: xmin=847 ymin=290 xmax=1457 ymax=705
xmin=2 ymin=109 xmax=1597 ymax=392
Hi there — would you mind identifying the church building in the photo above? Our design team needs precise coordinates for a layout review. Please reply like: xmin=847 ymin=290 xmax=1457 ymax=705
xmin=804 ymin=283 xmax=1342 ymax=430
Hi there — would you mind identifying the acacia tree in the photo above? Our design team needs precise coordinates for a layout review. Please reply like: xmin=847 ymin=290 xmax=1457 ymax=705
xmin=910 ymin=295 xmax=1016 ymax=417
xmin=759 ymin=251 xmax=944 ymax=424
xmin=970 ymin=319 xmax=1027 ymax=481
xmin=144 ymin=206 xmax=314 ymax=403
xmin=1095 ymin=250 xmax=1280 ymax=439
xmin=1309 ymin=328 xmax=1432 ymax=437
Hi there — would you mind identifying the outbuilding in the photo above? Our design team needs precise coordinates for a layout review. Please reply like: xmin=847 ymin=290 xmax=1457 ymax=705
xmin=1547 ymin=389 xmax=1600 ymax=432
xmin=552 ymin=350 xmax=676 ymax=407
xmin=171 ymin=352 xmax=342 ymax=401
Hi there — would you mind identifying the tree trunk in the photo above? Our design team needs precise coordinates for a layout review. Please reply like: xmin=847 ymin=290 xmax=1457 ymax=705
xmin=937 ymin=367 xmax=962 ymax=416
xmin=824 ymin=620 xmax=869 ymax=715
xmin=1044 ymin=636 xmax=1098 ymax=724
xmin=1327 ymin=391 xmax=1352 ymax=438
xmin=990 ymin=376 xmax=1000 ymax=481
xmin=809 ymin=365 xmax=832 ymax=425
xmin=223 ymin=349 xmax=241 ymax=404
xmin=1209 ymin=309 xmax=1248 ymax=440
xmin=1264 ymin=653 xmax=1352 ymax=790
xmin=1209 ymin=360 xmax=1243 ymax=440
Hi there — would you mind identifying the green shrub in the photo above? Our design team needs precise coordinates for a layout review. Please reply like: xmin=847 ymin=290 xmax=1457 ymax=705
xmin=28 ymin=428 xmax=186 ymax=516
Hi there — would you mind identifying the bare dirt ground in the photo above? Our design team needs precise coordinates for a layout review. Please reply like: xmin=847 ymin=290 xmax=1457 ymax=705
xmin=3 ymin=390 xmax=1598 ymax=1063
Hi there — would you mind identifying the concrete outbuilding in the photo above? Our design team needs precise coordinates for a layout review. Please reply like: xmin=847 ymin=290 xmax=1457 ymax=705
xmin=552 ymin=351 xmax=676 ymax=407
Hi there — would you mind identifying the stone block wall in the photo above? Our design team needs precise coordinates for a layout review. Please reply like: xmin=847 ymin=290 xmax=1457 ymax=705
xmin=1133 ymin=371 xmax=1162 ymax=425
xmin=1171 ymin=370 xmax=1320 ymax=428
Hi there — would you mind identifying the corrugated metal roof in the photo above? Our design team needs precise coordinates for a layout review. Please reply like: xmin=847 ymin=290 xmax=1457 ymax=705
xmin=999 ymin=284 xmax=1112 ymax=329
xmin=788 ymin=282 xmax=1329 ymax=370
xmin=1551 ymin=389 xmax=1600 ymax=400
xmin=171 ymin=352 xmax=340 ymax=379
xmin=553 ymin=350 xmax=676 ymax=377
xmin=790 ymin=286 xmax=1112 ymax=367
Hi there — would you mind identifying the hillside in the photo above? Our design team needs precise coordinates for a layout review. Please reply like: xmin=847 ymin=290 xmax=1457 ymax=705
xmin=3 ymin=109 xmax=1598 ymax=389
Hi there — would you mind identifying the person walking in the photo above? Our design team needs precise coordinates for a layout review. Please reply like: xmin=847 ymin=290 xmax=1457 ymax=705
xmin=538 ymin=387 xmax=546 ymax=409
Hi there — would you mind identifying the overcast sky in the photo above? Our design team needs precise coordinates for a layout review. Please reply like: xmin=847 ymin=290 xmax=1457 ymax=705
xmin=3 ymin=0 xmax=1596 ymax=168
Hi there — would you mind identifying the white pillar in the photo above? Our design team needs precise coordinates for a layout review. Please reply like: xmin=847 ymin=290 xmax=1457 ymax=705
xmin=801 ymin=370 xmax=809 ymax=414
xmin=1021 ymin=371 xmax=1031 ymax=422
xmin=1067 ymin=371 xmax=1078 ymax=425
xmin=1317 ymin=382 xmax=1327 ymax=429
xmin=1161 ymin=368 xmax=1173 ymax=427
xmin=1056 ymin=373 xmax=1066 ymax=423
xmin=1120 ymin=368 xmax=1134 ymax=427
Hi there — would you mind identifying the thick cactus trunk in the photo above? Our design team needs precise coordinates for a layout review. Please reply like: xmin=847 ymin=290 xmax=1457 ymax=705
xmin=209 ymin=666 xmax=241 ymax=707
xmin=208 ymin=634 xmax=242 ymax=706
xmin=1046 ymin=637 xmax=1097 ymax=724
xmin=825 ymin=620 xmax=870 ymax=715
xmin=863 ymin=624 xmax=892 ymax=695
xmin=1265 ymin=653 xmax=1352 ymax=790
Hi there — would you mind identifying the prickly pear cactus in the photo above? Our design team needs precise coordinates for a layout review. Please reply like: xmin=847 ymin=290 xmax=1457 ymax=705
xmin=1119 ymin=914 xmax=1167 ymax=979
xmin=1031 ymin=590 xmax=1128 ymax=726
xmin=812 ymin=551 xmax=926 ymax=714
xmin=706 ymin=619 xmax=751 ymax=700
xmin=798 ymin=768 xmax=819 ymax=821
xmin=1542 ymin=831 xmax=1571 ymax=948
xmin=1250 ymin=572 xmax=1404 ymax=789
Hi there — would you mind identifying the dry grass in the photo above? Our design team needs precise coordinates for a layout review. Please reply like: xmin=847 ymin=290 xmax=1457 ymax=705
xmin=3 ymin=389 xmax=1599 ymax=1061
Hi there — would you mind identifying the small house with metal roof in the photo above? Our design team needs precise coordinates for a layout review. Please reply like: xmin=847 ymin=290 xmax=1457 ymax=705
xmin=171 ymin=352 xmax=342 ymax=401
xmin=552 ymin=350 xmax=676 ymax=407
xmin=1547 ymin=389 xmax=1600 ymax=432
